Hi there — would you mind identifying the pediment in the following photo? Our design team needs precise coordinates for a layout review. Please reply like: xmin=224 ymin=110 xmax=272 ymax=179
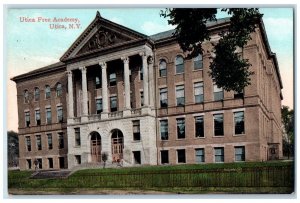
xmin=60 ymin=12 xmax=147 ymax=61
xmin=76 ymin=26 xmax=134 ymax=56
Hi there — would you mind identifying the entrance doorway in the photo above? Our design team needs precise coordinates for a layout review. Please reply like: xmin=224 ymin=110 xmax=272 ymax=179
xmin=111 ymin=129 xmax=124 ymax=162
xmin=90 ymin=132 xmax=101 ymax=162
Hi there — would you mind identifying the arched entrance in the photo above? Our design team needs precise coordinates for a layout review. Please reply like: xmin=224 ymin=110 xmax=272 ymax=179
xmin=90 ymin=131 xmax=101 ymax=162
xmin=111 ymin=129 xmax=124 ymax=162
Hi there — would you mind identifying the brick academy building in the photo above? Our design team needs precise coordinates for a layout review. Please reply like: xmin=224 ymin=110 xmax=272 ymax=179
xmin=12 ymin=11 xmax=283 ymax=170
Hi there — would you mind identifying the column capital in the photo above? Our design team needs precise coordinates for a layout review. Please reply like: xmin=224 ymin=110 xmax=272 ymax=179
xmin=121 ymin=56 xmax=129 ymax=64
xmin=139 ymin=52 xmax=146 ymax=57
xmin=99 ymin=61 xmax=107 ymax=69
xmin=66 ymin=70 xmax=73 ymax=76
xmin=148 ymin=55 xmax=154 ymax=64
xmin=79 ymin=66 xmax=86 ymax=72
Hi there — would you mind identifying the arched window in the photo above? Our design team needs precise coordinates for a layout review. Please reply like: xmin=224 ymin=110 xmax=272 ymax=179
xmin=175 ymin=55 xmax=184 ymax=74
xmin=159 ymin=60 xmax=167 ymax=77
xmin=56 ymin=83 xmax=62 ymax=97
xmin=45 ymin=85 xmax=51 ymax=99
xmin=24 ymin=90 xmax=29 ymax=103
xmin=34 ymin=87 xmax=40 ymax=101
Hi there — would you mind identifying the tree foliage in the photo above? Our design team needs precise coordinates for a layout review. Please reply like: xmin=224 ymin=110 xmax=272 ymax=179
xmin=281 ymin=106 xmax=294 ymax=157
xmin=7 ymin=131 xmax=19 ymax=167
xmin=160 ymin=8 xmax=263 ymax=92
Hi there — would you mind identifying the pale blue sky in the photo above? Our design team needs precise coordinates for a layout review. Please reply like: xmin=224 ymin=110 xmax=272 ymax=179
xmin=6 ymin=8 xmax=294 ymax=131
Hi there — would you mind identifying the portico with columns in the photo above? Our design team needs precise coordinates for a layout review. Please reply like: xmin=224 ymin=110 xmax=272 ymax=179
xmin=65 ymin=45 xmax=157 ymax=168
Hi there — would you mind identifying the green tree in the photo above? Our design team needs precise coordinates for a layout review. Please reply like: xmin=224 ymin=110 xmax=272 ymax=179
xmin=7 ymin=131 xmax=19 ymax=167
xmin=281 ymin=106 xmax=294 ymax=158
xmin=160 ymin=8 xmax=263 ymax=92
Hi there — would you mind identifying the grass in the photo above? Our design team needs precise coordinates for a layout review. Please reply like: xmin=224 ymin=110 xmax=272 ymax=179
xmin=8 ymin=161 xmax=294 ymax=194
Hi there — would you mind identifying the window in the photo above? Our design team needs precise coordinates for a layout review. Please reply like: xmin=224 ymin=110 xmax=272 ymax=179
xmin=25 ymin=136 xmax=31 ymax=151
xmin=160 ymin=88 xmax=168 ymax=108
xmin=59 ymin=157 xmax=65 ymax=169
xmin=56 ymin=83 xmax=62 ymax=97
xmin=109 ymin=72 xmax=116 ymax=86
xmin=37 ymin=158 xmax=42 ymax=169
xmin=34 ymin=87 xmax=40 ymax=101
xmin=58 ymin=133 xmax=64 ymax=149
xmin=26 ymin=159 xmax=32 ymax=169
xmin=75 ymin=155 xmax=81 ymax=165
xmin=133 ymin=120 xmax=140 ymax=141
xmin=175 ymin=55 xmax=184 ymax=74
xmin=140 ymin=91 xmax=144 ymax=107
xmin=214 ymin=114 xmax=224 ymax=136
xmin=214 ymin=147 xmax=224 ymax=163
xmin=129 ymin=69 xmax=132 ymax=82
xmin=177 ymin=118 xmax=185 ymax=139
xmin=133 ymin=151 xmax=141 ymax=164
xmin=159 ymin=60 xmax=167 ymax=77
xmin=234 ymin=90 xmax=244 ymax=99
xmin=110 ymin=96 xmax=117 ymax=112
xmin=195 ymin=116 xmax=204 ymax=137
xmin=214 ymin=84 xmax=223 ymax=101
xmin=36 ymin=135 xmax=42 ymax=150
xmin=95 ymin=76 xmax=101 ymax=89
xmin=24 ymin=90 xmax=29 ymax=103
xmin=35 ymin=110 xmax=41 ymax=126
xmin=45 ymin=85 xmax=51 ymax=99
xmin=25 ymin=111 xmax=30 ymax=127
xmin=195 ymin=148 xmax=205 ymax=163
xmin=140 ymin=66 xmax=143 ymax=80
xmin=161 ymin=150 xmax=169 ymax=164
xmin=75 ymin=128 xmax=81 ymax=146
xmin=160 ymin=120 xmax=168 ymax=140
xmin=235 ymin=146 xmax=245 ymax=161
xmin=194 ymin=82 xmax=204 ymax=103
xmin=47 ymin=134 xmax=53 ymax=150
xmin=176 ymin=85 xmax=185 ymax=106
xmin=48 ymin=158 xmax=53 ymax=168
xmin=177 ymin=149 xmax=186 ymax=163
xmin=96 ymin=98 xmax=102 ymax=114
xmin=46 ymin=108 xmax=52 ymax=124
xmin=194 ymin=54 xmax=203 ymax=70
xmin=57 ymin=106 xmax=63 ymax=123
xmin=234 ymin=111 xmax=245 ymax=134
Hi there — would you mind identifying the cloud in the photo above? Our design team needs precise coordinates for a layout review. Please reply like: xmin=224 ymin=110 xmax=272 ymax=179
xmin=141 ymin=21 xmax=175 ymax=35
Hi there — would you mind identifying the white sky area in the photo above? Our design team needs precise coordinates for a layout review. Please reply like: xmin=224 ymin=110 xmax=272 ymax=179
xmin=5 ymin=8 xmax=294 ymax=132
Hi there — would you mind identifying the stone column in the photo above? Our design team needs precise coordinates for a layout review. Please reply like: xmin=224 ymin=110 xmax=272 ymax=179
xmin=148 ymin=56 xmax=154 ymax=107
xmin=140 ymin=52 xmax=149 ymax=107
xmin=100 ymin=62 xmax=109 ymax=118
xmin=66 ymin=70 xmax=74 ymax=119
xmin=79 ymin=67 xmax=88 ymax=121
xmin=121 ymin=56 xmax=131 ymax=111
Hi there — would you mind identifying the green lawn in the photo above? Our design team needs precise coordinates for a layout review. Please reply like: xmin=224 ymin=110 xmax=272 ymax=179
xmin=8 ymin=161 xmax=294 ymax=194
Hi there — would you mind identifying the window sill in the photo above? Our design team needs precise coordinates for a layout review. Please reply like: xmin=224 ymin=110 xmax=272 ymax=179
xmin=195 ymin=136 xmax=205 ymax=139
xmin=74 ymin=145 xmax=81 ymax=148
xmin=233 ymin=134 xmax=245 ymax=137
xmin=175 ymin=72 xmax=184 ymax=75
xmin=192 ymin=69 xmax=203 ymax=72
xmin=159 ymin=76 xmax=167 ymax=78
xmin=176 ymin=138 xmax=186 ymax=140
xmin=132 ymin=140 xmax=141 ymax=143
xmin=213 ymin=135 xmax=224 ymax=138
